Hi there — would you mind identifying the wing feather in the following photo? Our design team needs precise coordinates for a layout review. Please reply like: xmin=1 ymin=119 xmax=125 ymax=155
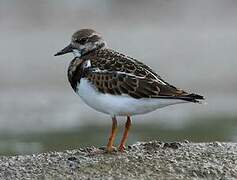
xmin=82 ymin=49 xmax=203 ymax=101
xmin=86 ymin=69 xmax=162 ymax=98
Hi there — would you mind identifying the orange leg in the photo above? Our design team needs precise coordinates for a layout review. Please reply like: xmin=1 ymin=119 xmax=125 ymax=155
xmin=106 ymin=116 xmax=118 ymax=152
xmin=119 ymin=116 xmax=132 ymax=152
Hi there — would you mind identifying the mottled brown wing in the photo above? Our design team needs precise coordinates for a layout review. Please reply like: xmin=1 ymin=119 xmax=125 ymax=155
xmin=85 ymin=49 xmax=162 ymax=81
xmin=83 ymin=49 xmax=187 ymax=98
xmin=85 ymin=68 xmax=186 ymax=99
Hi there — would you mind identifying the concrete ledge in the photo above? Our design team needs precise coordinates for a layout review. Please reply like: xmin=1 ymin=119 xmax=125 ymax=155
xmin=0 ymin=141 xmax=237 ymax=179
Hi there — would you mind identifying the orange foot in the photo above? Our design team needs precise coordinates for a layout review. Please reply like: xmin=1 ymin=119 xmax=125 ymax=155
xmin=106 ymin=146 xmax=117 ymax=153
xmin=118 ymin=145 xmax=126 ymax=152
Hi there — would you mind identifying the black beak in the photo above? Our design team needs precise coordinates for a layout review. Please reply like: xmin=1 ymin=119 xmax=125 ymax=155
xmin=54 ymin=44 xmax=74 ymax=56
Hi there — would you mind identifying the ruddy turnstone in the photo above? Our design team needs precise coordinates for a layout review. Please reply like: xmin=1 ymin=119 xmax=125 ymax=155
xmin=55 ymin=29 xmax=204 ymax=152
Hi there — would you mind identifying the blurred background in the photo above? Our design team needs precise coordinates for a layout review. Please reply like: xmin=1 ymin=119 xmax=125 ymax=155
xmin=0 ymin=0 xmax=237 ymax=155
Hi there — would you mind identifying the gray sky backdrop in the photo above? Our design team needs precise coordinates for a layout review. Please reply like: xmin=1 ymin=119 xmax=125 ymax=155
xmin=0 ymin=0 xmax=237 ymax=132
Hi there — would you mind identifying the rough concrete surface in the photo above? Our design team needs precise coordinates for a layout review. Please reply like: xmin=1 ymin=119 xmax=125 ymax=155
xmin=0 ymin=141 xmax=237 ymax=180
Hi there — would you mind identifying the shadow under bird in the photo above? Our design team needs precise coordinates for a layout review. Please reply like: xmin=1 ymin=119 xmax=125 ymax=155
xmin=55 ymin=29 xmax=204 ymax=152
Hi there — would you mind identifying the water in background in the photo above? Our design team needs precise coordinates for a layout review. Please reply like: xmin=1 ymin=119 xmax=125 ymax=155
xmin=0 ymin=0 xmax=237 ymax=155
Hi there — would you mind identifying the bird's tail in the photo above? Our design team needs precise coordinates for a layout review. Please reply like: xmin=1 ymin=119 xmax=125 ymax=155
xmin=176 ymin=93 xmax=205 ymax=103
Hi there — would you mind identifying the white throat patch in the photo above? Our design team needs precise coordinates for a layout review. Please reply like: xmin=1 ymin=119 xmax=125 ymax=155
xmin=73 ymin=49 xmax=81 ymax=58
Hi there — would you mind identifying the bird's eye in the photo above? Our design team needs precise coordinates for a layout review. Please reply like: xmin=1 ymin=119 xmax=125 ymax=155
xmin=75 ymin=38 xmax=87 ymax=45
xmin=79 ymin=38 xmax=87 ymax=45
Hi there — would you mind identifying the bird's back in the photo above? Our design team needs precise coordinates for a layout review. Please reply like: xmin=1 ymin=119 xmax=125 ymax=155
xmin=82 ymin=49 xmax=201 ymax=100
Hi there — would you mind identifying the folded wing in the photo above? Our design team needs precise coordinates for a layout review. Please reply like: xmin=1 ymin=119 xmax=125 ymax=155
xmin=83 ymin=49 xmax=204 ymax=102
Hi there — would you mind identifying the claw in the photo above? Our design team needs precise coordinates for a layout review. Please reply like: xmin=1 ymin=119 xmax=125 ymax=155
xmin=118 ymin=145 xmax=126 ymax=152
xmin=106 ymin=146 xmax=117 ymax=153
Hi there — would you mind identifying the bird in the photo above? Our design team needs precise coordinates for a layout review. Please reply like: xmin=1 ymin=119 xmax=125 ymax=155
xmin=54 ymin=29 xmax=204 ymax=152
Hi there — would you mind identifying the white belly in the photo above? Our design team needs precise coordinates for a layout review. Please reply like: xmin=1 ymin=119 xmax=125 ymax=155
xmin=76 ymin=78 xmax=188 ymax=116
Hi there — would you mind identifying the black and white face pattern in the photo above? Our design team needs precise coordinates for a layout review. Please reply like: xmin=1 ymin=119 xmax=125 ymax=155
xmin=54 ymin=29 xmax=107 ymax=58
xmin=71 ymin=29 xmax=107 ymax=57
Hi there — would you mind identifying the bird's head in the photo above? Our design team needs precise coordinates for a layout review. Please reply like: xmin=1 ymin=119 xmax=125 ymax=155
xmin=54 ymin=29 xmax=107 ymax=57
